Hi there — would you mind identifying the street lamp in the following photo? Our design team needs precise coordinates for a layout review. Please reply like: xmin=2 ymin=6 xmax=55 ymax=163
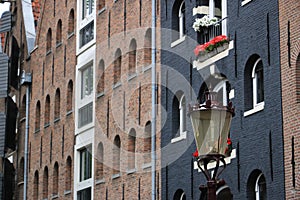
xmin=188 ymin=90 xmax=234 ymax=200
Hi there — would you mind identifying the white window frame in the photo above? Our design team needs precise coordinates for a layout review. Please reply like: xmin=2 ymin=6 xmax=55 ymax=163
xmin=81 ymin=64 xmax=93 ymax=99
xmin=213 ymin=80 xmax=228 ymax=106
xmin=255 ymin=173 xmax=266 ymax=200
xmin=178 ymin=1 xmax=185 ymax=39
xmin=244 ymin=58 xmax=265 ymax=117
xmin=74 ymin=130 xmax=94 ymax=200
xmin=252 ymin=58 xmax=264 ymax=108
xmin=77 ymin=0 xmax=96 ymax=54
xmin=171 ymin=94 xmax=187 ymax=143
xmin=171 ymin=1 xmax=186 ymax=47
xmin=82 ymin=0 xmax=95 ymax=20
xmin=76 ymin=46 xmax=95 ymax=133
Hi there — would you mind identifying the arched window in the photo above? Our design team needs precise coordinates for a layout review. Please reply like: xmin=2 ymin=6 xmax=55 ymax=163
xmin=114 ymin=49 xmax=122 ymax=85
xmin=46 ymin=28 xmax=52 ymax=53
xmin=247 ymin=170 xmax=267 ymax=200
xmin=65 ymin=156 xmax=72 ymax=191
xmin=173 ymin=189 xmax=186 ymax=200
xmin=43 ymin=167 xmax=48 ymax=199
xmin=128 ymin=129 xmax=136 ymax=170
xmin=97 ymin=60 xmax=105 ymax=94
xmin=53 ymin=162 xmax=59 ymax=195
xmin=33 ymin=170 xmax=39 ymax=199
xmin=54 ymin=89 xmax=60 ymax=120
xmin=18 ymin=157 xmax=24 ymax=183
xmin=198 ymin=74 xmax=230 ymax=106
xmin=96 ymin=143 xmax=104 ymax=179
xmin=67 ymin=80 xmax=73 ymax=112
xmin=144 ymin=121 xmax=151 ymax=164
xmin=244 ymin=55 xmax=264 ymax=116
xmin=68 ymin=9 xmax=75 ymax=35
xmin=172 ymin=0 xmax=185 ymax=41
xmin=113 ymin=135 xmax=121 ymax=175
xmin=296 ymin=54 xmax=300 ymax=103
xmin=128 ymin=39 xmax=137 ymax=76
xmin=56 ymin=19 xmax=62 ymax=45
xmin=45 ymin=95 xmax=50 ymax=126
xmin=172 ymin=91 xmax=186 ymax=140
xmin=35 ymin=101 xmax=41 ymax=131
xmin=144 ymin=29 xmax=151 ymax=66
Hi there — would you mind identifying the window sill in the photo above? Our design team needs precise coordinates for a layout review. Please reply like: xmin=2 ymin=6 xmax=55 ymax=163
xmin=64 ymin=190 xmax=71 ymax=195
xmin=96 ymin=91 xmax=105 ymax=98
xmin=56 ymin=42 xmax=62 ymax=48
xmin=44 ymin=123 xmax=50 ymax=129
xmin=112 ymin=173 xmax=121 ymax=179
xmin=126 ymin=168 xmax=137 ymax=174
xmin=98 ymin=6 xmax=106 ymax=15
xmin=67 ymin=32 xmax=74 ymax=39
xmin=20 ymin=117 xmax=26 ymax=123
xmin=244 ymin=102 xmax=264 ymax=117
xmin=193 ymin=41 xmax=234 ymax=71
xmin=54 ymin=118 xmax=60 ymax=123
xmin=51 ymin=194 xmax=59 ymax=199
xmin=34 ymin=129 xmax=40 ymax=134
xmin=46 ymin=50 xmax=52 ymax=56
xmin=95 ymin=178 xmax=105 ymax=185
xmin=241 ymin=0 xmax=252 ymax=6
xmin=142 ymin=162 xmax=151 ymax=170
xmin=194 ymin=149 xmax=237 ymax=172
xmin=66 ymin=110 xmax=73 ymax=116
xmin=171 ymin=36 xmax=186 ymax=48
xmin=127 ymin=73 xmax=137 ymax=81
xmin=113 ymin=82 xmax=122 ymax=89
xmin=17 ymin=181 xmax=24 ymax=186
xmin=171 ymin=131 xmax=187 ymax=144
xmin=143 ymin=64 xmax=152 ymax=73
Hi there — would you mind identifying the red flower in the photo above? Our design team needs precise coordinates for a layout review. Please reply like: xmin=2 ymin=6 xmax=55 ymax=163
xmin=193 ymin=149 xmax=199 ymax=158
xmin=227 ymin=138 xmax=232 ymax=145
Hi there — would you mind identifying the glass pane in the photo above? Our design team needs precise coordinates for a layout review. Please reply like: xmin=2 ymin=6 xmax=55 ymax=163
xmin=81 ymin=66 xmax=93 ymax=99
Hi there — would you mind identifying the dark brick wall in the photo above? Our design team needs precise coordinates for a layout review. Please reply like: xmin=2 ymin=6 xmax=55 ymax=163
xmin=160 ymin=0 xmax=285 ymax=199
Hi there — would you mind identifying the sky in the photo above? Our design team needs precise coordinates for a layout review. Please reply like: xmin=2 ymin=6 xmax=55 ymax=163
xmin=0 ymin=2 xmax=10 ymax=17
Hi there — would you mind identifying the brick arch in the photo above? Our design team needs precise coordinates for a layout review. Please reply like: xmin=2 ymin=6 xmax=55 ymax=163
xmin=54 ymin=88 xmax=60 ymax=120
xmin=56 ymin=19 xmax=62 ymax=45
xmin=53 ymin=162 xmax=59 ymax=195
xmin=65 ymin=156 xmax=72 ymax=191
xmin=290 ymin=40 xmax=300 ymax=68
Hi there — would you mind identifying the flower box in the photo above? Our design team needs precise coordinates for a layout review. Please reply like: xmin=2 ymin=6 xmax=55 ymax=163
xmin=194 ymin=35 xmax=229 ymax=62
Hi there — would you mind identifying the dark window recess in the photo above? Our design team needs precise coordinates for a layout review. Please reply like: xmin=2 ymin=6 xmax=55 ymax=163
xmin=80 ymin=22 xmax=94 ymax=48
xmin=79 ymin=147 xmax=92 ymax=181
xmin=5 ymin=97 xmax=18 ymax=151
xmin=77 ymin=187 xmax=91 ymax=200
xmin=78 ymin=102 xmax=93 ymax=128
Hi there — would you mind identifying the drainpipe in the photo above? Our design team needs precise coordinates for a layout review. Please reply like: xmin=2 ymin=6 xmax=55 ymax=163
xmin=20 ymin=71 xmax=32 ymax=200
xmin=151 ymin=0 xmax=157 ymax=199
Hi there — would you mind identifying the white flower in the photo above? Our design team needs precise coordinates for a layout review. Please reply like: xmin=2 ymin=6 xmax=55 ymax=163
xmin=193 ymin=15 xmax=219 ymax=32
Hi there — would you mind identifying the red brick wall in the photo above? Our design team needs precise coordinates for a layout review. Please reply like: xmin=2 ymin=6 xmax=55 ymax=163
xmin=25 ymin=0 xmax=76 ymax=199
xmin=279 ymin=1 xmax=300 ymax=199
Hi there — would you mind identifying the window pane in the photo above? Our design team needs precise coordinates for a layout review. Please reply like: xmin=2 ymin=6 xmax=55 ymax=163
xmin=79 ymin=147 xmax=92 ymax=181
xmin=81 ymin=66 xmax=93 ymax=99
xmin=82 ymin=0 xmax=94 ymax=19
xmin=80 ymin=22 xmax=94 ymax=47
xmin=77 ymin=187 xmax=91 ymax=200
xmin=78 ymin=102 xmax=93 ymax=128
xmin=255 ymin=61 xmax=264 ymax=104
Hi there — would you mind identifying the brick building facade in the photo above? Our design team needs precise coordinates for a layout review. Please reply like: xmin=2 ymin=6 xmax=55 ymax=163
xmin=3 ymin=0 xmax=300 ymax=199
xmin=7 ymin=0 xmax=161 ymax=199
xmin=279 ymin=1 xmax=300 ymax=199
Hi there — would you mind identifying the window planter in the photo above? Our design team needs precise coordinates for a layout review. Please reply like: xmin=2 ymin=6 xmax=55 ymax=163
xmin=194 ymin=35 xmax=229 ymax=62
xmin=196 ymin=42 xmax=229 ymax=62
